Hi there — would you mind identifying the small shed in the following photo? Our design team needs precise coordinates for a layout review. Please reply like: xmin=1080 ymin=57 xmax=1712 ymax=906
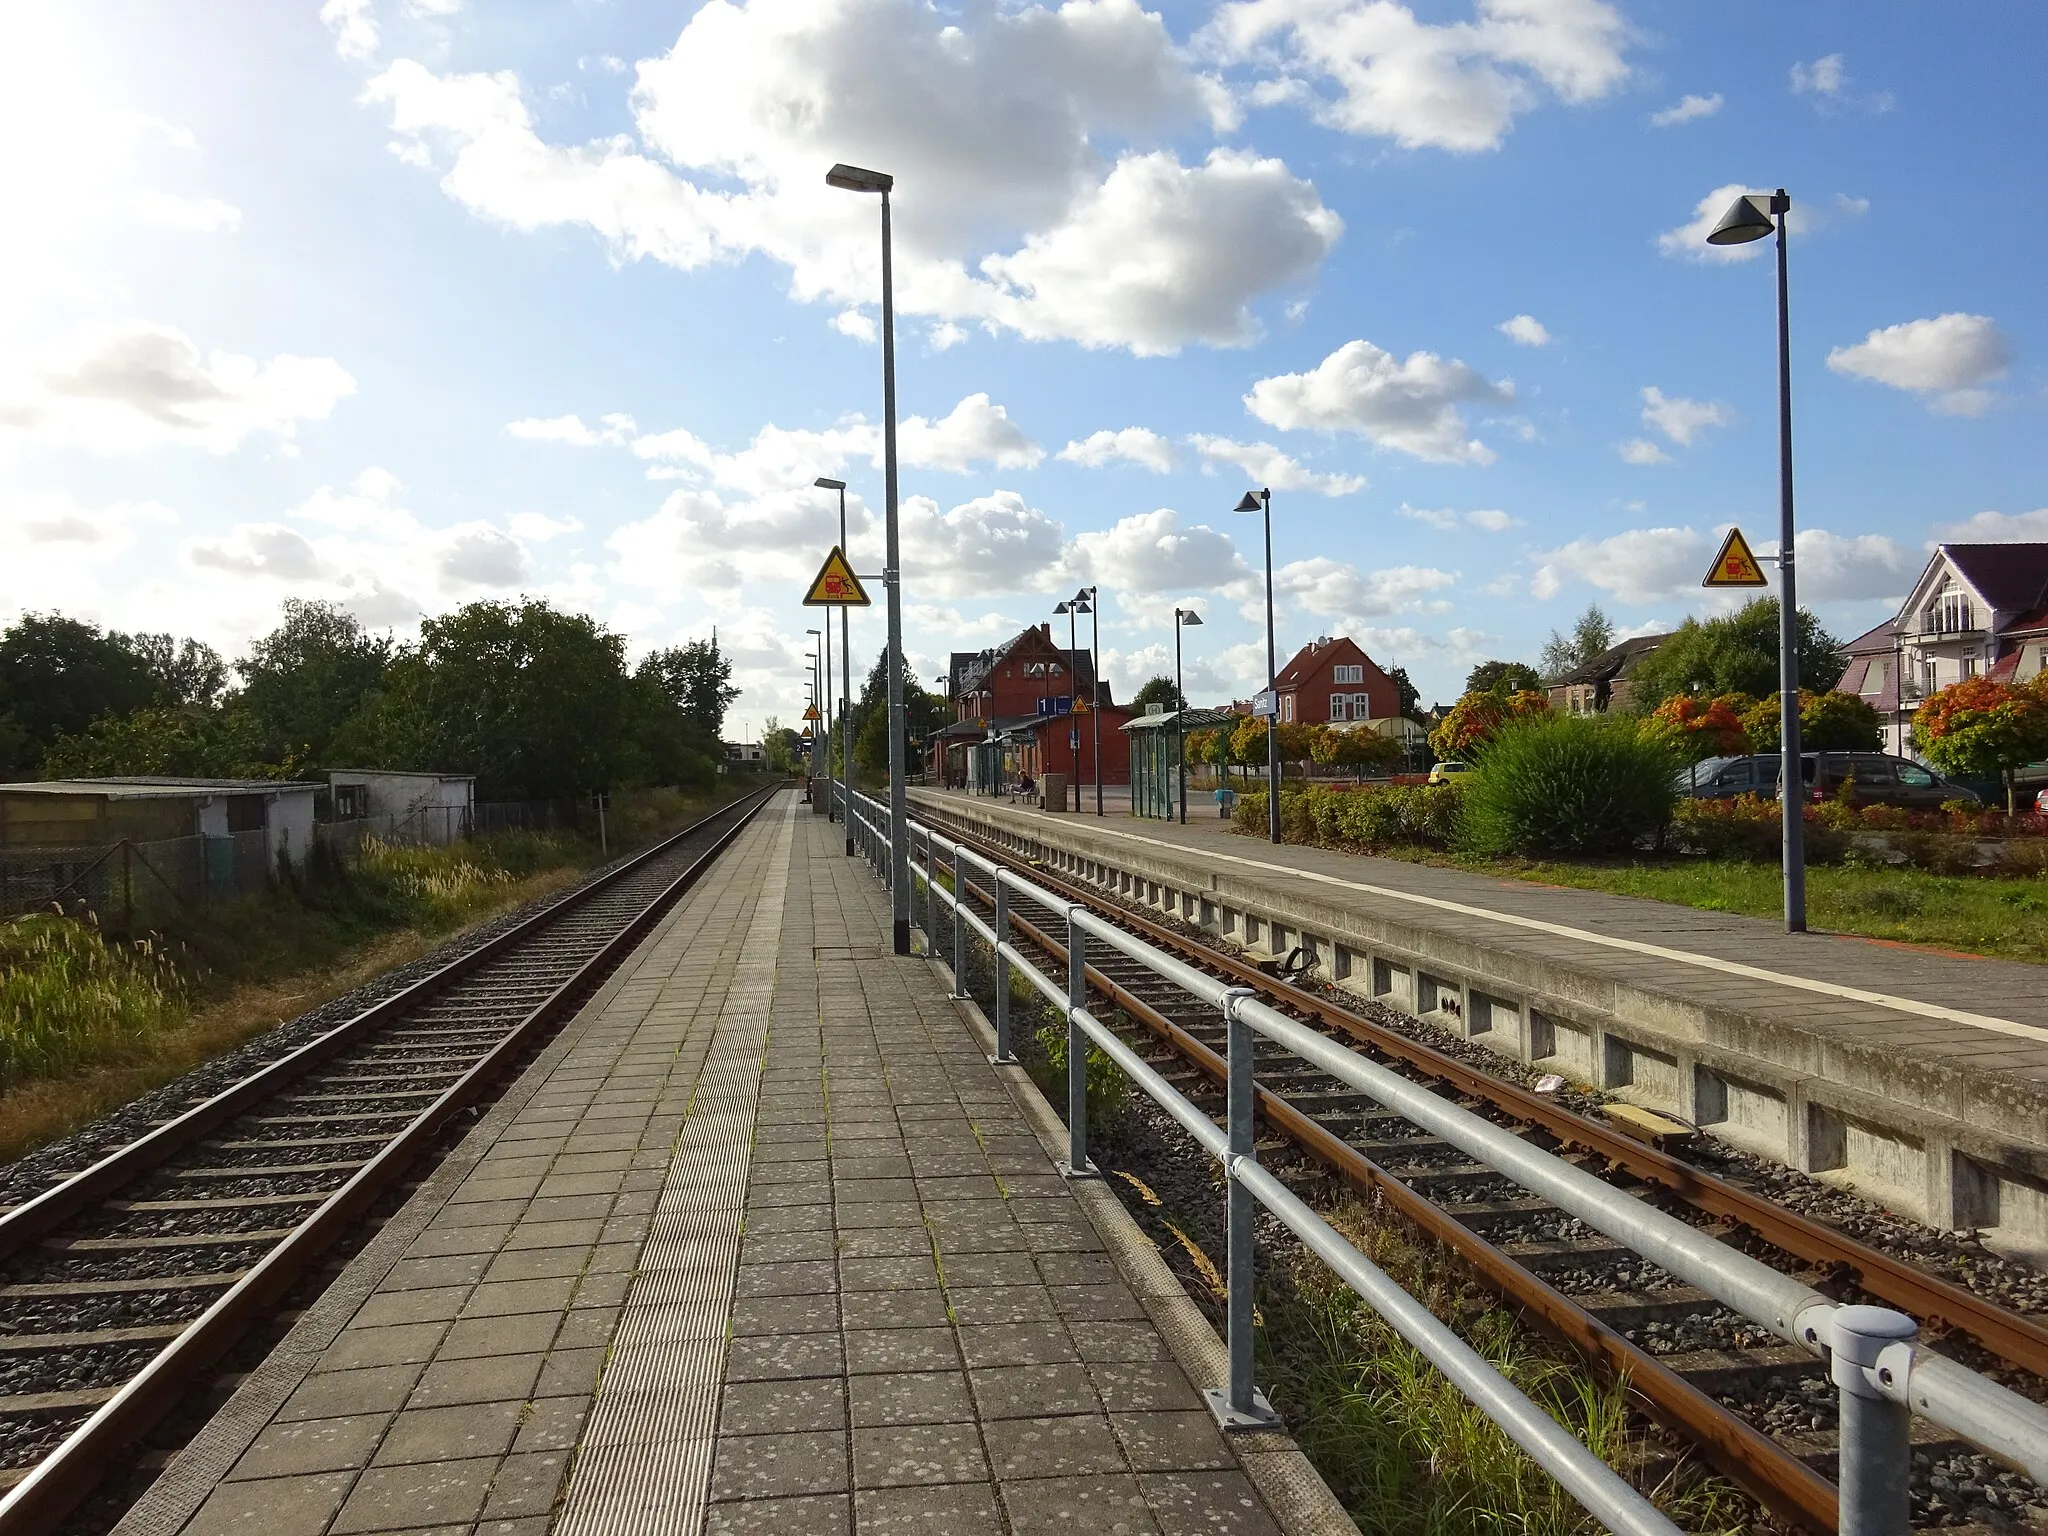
xmin=327 ymin=770 xmax=477 ymax=845
xmin=0 ymin=777 xmax=321 ymax=869
xmin=1121 ymin=708 xmax=1235 ymax=820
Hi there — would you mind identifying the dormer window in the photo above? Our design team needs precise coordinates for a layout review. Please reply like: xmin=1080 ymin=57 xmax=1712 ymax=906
xmin=1928 ymin=583 xmax=1975 ymax=634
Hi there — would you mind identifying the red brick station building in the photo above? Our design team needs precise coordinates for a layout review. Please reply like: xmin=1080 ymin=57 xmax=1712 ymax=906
xmin=927 ymin=624 xmax=1134 ymax=791
xmin=926 ymin=627 xmax=1408 ymax=795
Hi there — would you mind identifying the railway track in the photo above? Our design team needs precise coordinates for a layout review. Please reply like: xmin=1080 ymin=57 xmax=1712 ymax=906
xmin=921 ymin=813 xmax=2048 ymax=1533
xmin=0 ymin=785 xmax=777 ymax=1535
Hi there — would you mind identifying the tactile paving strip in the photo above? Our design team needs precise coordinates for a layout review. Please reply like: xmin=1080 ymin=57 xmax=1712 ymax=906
xmin=553 ymin=801 xmax=794 ymax=1536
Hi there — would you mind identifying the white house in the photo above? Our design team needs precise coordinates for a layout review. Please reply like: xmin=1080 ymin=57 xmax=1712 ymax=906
xmin=1837 ymin=542 xmax=2048 ymax=755
xmin=327 ymin=770 xmax=476 ymax=845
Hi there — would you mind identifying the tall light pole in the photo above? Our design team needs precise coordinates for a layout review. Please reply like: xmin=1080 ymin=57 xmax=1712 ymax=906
xmin=828 ymin=162 xmax=909 ymax=953
xmin=1054 ymin=594 xmax=1088 ymax=809
xmin=1174 ymin=608 xmax=1203 ymax=824
xmin=1235 ymin=488 xmax=1282 ymax=843
xmin=1076 ymin=586 xmax=1102 ymax=815
xmin=807 ymin=627 xmax=827 ymax=796
xmin=814 ymin=476 xmax=854 ymax=854
xmin=1708 ymin=188 xmax=1805 ymax=933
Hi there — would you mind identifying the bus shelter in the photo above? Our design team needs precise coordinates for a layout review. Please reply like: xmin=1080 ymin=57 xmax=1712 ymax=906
xmin=1122 ymin=707 xmax=1234 ymax=819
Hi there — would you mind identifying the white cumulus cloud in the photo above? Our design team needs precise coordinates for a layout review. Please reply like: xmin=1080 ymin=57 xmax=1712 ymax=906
xmin=1639 ymin=385 xmax=1731 ymax=446
xmin=132 ymin=192 xmax=243 ymax=233
xmin=360 ymin=0 xmax=1342 ymax=356
xmin=1244 ymin=338 xmax=1512 ymax=464
xmin=1649 ymin=92 xmax=1720 ymax=127
xmin=1398 ymin=503 xmax=1519 ymax=532
xmin=1530 ymin=525 xmax=1708 ymax=604
xmin=505 ymin=412 xmax=637 ymax=446
xmin=1059 ymin=427 xmax=1177 ymax=473
xmin=1826 ymin=313 xmax=2011 ymax=416
xmin=1497 ymin=313 xmax=1549 ymax=346
xmin=1066 ymin=508 xmax=1251 ymax=595
xmin=1270 ymin=557 xmax=1458 ymax=629
xmin=1202 ymin=0 xmax=1633 ymax=153
xmin=0 ymin=321 xmax=355 ymax=455
xmin=1187 ymin=434 xmax=1367 ymax=496
xmin=322 ymin=0 xmax=379 ymax=61
xmin=899 ymin=393 xmax=1043 ymax=473
xmin=1933 ymin=508 xmax=2048 ymax=544
xmin=1617 ymin=437 xmax=1670 ymax=465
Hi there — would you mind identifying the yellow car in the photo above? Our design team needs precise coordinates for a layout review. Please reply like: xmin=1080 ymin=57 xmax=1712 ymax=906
xmin=1428 ymin=759 xmax=1471 ymax=784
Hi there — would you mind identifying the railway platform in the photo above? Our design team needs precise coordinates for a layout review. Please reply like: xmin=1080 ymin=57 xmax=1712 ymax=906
xmin=909 ymin=787 xmax=2048 ymax=1253
xmin=119 ymin=791 xmax=1345 ymax=1536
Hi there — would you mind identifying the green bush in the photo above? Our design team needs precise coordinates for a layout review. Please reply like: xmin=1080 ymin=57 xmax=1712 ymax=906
xmin=1035 ymin=1022 xmax=1129 ymax=1131
xmin=1236 ymin=785 xmax=1463 ymax=850
xmin=1458 ymin=715 xmax=1680 ymax=858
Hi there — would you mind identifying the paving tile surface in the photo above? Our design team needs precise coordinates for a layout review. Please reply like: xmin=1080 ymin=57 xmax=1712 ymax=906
xmin=164 ymin=796 xmax=1286 ymax=1536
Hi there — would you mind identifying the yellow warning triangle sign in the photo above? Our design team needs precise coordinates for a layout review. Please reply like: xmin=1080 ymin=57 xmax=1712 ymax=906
xmin=1702 ymin=527 xmax=1769 ymax=588
xmin=803 ymin=546 xmax=871 ymax=607
xmin=802 ymin=705 xmax=821 ymax=722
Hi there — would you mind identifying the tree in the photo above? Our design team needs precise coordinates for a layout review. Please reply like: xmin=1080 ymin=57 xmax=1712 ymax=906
xmin=1913 ymin=678 xmax=2048 ymax=813
xmin=1628 ymin=599 xmax=1844 ymax=710
xmin=238 ymin=599 xmax=392 ymax=769
xmin=1428 ymin=689 xmax=1551 ymax=760
xmin=43 ymin=706 xmax=276 ymax=780
xmin=1640 ymin=694 xmax=1750 ymax=764
xmin=761 ymin=718 xmax=803 ymax=774
xmin=334 ymin=599 xmax=637 ymax=799
xmin=638 ymin=639 xmax=739 ymax=743
xmin=1386 ymin=665 xmax=1421 ymax=719
xmin=131 ymin=634 xmax=228 ymax=708
xmin=0 ymin=613 xmax=158 ymax=774
xmin=1308 ymin=725 xmax=1402 ymax=777
xmin=1464 ymin=660 xmax=1545 ymax=696
xmin=1741 ymin=690 xmax=1883 ymax=754
xmin=849 ymin=647 xmax=947 ymax=778
xmin=1130 ymin=674 xmax=1184 ymax=713
xmin=1539 ymin=604 xmax=1616 ymax=680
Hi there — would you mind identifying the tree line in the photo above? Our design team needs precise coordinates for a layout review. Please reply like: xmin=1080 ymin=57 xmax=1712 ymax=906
xmin=0 ymin=599 xmax=739 ymax=801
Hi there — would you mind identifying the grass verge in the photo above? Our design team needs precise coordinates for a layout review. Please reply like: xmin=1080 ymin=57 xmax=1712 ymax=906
xmin=1461 ymin=855 xmax=2048 ymax=964
xmin=0 ymin=788 xmax=743 ymax=1159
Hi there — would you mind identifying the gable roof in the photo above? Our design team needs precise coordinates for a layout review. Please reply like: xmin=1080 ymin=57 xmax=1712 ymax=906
xmin=950 ymin=627 xmax=1105 ymax=705
xmin=1840 ymin=618 xmax=1898 ymax=656
xmin=1274 ymin=635 xmax=1384 ymax=690
xmin=1937 ymin=543 xmax=2048 ymax=615
xmin=1550 ymin=633 xmax=1669 ymax=688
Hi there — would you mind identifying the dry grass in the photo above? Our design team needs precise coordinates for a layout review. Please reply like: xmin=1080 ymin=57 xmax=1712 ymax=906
xmin=0 ymin=865 xmax=582 ymax=1163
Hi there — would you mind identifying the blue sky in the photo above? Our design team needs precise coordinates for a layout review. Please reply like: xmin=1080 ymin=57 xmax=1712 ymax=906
xmin=3 ymin=0 xmax=2043 ymax=736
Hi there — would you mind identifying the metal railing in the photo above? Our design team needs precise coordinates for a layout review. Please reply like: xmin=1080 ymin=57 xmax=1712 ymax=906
xmin=840 ymin=785 xmax=2048 ymax=1536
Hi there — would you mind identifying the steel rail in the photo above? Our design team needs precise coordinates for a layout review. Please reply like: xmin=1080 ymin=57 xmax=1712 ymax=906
xmin=926 ymin=814 xmax=2048 ymax=1376
xmin=0 ymin=785 xmax=778 ymax=1535
xmin=957 ymin=860 xmax=1838 ymax=1532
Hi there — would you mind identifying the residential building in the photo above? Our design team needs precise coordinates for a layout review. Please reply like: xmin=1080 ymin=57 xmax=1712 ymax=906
xmin=1271 ymin=635 xmax=1399 ymax=726
xmin=1838 ymin=542 xmax=2048 ymax=755
xmin=931 ymin=623 xmax=1132 ymax=790
xmin=1547 ymin=634 xmax=1670 ymax=715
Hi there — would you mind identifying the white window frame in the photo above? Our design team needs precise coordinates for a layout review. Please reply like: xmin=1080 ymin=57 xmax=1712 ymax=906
xmin=1281 ymin=693 xmax=1295 ymax=723
xmin=1332 ymin=663 xmax=1363 ymax=684
xmin=1329 ymin=694 xmax=1347 ymax=721
xmin=1351 ymin=692 xmax=1373 ymax=720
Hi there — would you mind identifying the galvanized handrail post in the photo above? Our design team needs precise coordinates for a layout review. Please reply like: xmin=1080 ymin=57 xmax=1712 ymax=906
xmin=1060 ymin=906 xmax=1095 ymax=1178
xmin=921 ymin=827 xmax=937 ymax=956
xmin=949 ymin=842 xmax=969 ymax=998
xmin=1212 ymin=986 xmax=1278 ymax=1430
xmin=991 ymin=873 xmax=1016 ymax=1064
xmin=1832 ymin=1305 xmax=1917 ymax=1536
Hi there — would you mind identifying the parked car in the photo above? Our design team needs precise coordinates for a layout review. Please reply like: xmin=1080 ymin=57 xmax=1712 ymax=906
xmin=1777 ymin=752 xmax=1979 ymax=809
xmin=1428 ymin=759 xmax=1471 ymax=784
xmin=1676 ymin=755 xmax=1781 ymax=799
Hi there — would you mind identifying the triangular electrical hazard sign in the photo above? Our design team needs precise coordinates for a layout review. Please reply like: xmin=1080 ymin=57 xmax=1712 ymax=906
xmin=802 ymin=705 xmax=822 ymax=722
xmin=803 ymin=546 xmax=871 ymax=606
xmin=1702 ymin=527 xmax=1769 ymax=588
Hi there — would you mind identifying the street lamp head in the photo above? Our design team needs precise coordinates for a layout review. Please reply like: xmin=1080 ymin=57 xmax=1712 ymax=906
xmin=1053 ymin=601 xmax=1071 ymax=615
xmin=826 ymin=163 xmax=893 ymax=195
xmin=813 ymin=476 xmax=846 ymax=491
xmin=1706 ymin=191 xmax=1785 ymax=246
xmin=1233 ymin=491 xmax=1264 ymax=513
xmin=1070 ymin=598 xmax=1091 ymax=615
xmin=1179 ymin=609 xmax=1204 ymax=627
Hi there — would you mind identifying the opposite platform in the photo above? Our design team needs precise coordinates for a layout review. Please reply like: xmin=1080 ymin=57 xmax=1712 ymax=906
xmin=119 ymin=791 xmax=1334 ymax=1536
xmin=910 ymin=786 xmax=2048 ymax=1248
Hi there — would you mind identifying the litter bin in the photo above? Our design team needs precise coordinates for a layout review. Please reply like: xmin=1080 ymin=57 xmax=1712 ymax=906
xmin=1040 ymin=772 xmax=1068 ymax=812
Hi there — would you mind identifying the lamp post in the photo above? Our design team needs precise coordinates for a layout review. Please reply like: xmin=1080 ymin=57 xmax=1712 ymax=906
xmin=1707 ymin=188 xmax=1805 ymax=933
xmin=1174 ymin=608 xmax=1203 ymax=824
xmin=828 ymin=162 xmax=909 ymax=952
xmin=1054 ymin=594 xmax=1091 ymax=811
xmin=814 ymin=476 xmax=854 ymax=854
xmin=1077 ymin=586 xmax=1102 ymax=814
xmin=1235 ymin=488 xmax=1282 ymax=843
xmin=807 ymin=626 xmax=828 ymax=802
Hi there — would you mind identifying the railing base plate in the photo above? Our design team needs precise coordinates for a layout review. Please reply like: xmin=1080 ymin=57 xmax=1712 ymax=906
xmin=1204 ymin=1387 xmax=1280 ymax=1433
